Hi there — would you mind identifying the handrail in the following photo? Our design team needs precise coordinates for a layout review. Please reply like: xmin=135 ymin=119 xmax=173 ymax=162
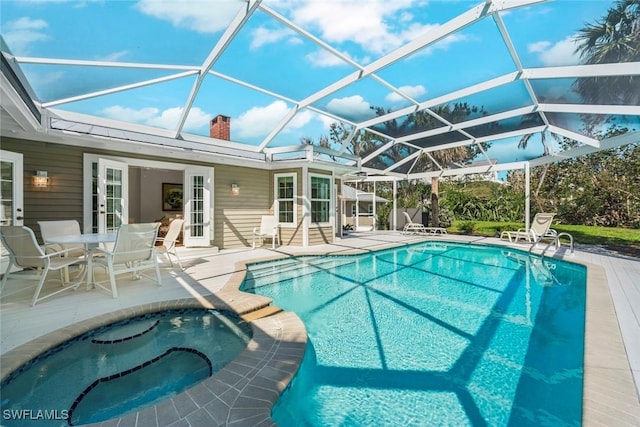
xmin=529 ymin=232 xmax=574 ymax=258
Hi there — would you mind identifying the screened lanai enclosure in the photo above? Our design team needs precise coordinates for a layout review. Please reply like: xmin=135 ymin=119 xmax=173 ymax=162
xmin=1 ymin=0 xmax=639 ymax=218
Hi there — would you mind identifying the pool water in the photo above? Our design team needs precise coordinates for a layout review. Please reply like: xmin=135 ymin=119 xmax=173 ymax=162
xmin=0 ymin=309 xmax=252 ymax=426
xmin=241 ymin=242 xmax=587 ymax=426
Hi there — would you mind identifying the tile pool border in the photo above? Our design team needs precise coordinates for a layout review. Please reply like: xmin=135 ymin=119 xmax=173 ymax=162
xmin=1 ymin=294 xmax=307 ymax=427
xmin=1 ymin=239 xmax=638 ymax=425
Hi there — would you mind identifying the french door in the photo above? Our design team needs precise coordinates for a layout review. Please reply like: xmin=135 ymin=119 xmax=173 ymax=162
xmin=97 ymin=158 xmax=128 ymax=233
xmin=0 ymin=150 xmax=24 ymax=226
xmin=183 ymin=166 xmax=212 ymax=247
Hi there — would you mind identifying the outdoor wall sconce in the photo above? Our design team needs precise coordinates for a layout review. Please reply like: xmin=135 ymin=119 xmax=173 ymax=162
xmin=32 ymin=170 xmax=49 ymax=188
xmin=231 ymin=183 xmax=240 ymax=195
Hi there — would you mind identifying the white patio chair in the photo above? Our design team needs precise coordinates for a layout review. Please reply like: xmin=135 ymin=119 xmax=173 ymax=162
xmin=156 ymin=218 xmax=184 ymax=270
xmin=0 ymin=225 xmax=86 ymax=306
xmin=401 ymin=212 xmax=427 ymax=235
xmin=38 ymin=219 xmax=86 ymax=281
xmin=252 ymin=216 xmax=280 ymax=249
xmin=93 ymin=223 xmax=161 ymax=299
xmin=500 ymin=213 xmax=558 ymax=244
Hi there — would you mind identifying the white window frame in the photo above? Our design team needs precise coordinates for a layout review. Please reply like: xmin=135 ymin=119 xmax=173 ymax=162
xmin=274 ymin=173 xmax=297 ymax=227
xmin=309 ymin=173 xmax=333 ymax=225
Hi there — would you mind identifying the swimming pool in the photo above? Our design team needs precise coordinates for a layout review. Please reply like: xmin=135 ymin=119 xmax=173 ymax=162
xmin=241 ymin=241 xmax=587 ymax=426
xmin=0 ymin=309 xmax=252 ymax=426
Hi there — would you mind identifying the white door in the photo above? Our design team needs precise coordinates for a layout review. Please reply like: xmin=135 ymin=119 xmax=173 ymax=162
xmin=183 ymin=166 xmax=212 ymax=247
xmin=0 ymin=150 xmax=24 ymax=226
xmin=0 ymin=150 xmax=24 ymax=273
xmin=97 ymin=158 xmax=128 ymax=233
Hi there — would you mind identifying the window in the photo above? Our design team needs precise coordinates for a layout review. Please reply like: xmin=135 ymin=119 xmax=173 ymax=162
xmin=275 ymin=174 xmax=296 ymax=224
xmin=310 ymin=175 xmax=331 ymax=223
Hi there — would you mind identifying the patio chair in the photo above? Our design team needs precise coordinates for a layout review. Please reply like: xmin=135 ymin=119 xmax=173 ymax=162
xmin=38 ymin=219 xmax=86 ymax=281
xmin=252 ymin=216 xmax=280 ymax=249
xmin=93 ymin=223 xmax=161 ymax=299
xmin=401 ymin=212 xmax=427 ymax=235
xmin=156 ymin=218 xmax=184 ymax=270
xmin=500 ymin=212 xmax=558 ymax=244
xmin=0 ymin=225 xmax=86 ymax=306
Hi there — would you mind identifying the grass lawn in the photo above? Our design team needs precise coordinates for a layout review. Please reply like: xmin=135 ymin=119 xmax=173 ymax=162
xmin=449 ymin=220 xmax=640 ymax=246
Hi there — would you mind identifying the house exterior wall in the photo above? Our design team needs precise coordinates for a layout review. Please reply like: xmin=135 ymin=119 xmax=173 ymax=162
xmin=2 ymin=137 xmax=337 ymax=248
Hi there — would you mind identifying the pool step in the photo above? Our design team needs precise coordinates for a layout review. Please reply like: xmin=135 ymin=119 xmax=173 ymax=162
xmin=241 ymin=305 xmax=283 ymax=322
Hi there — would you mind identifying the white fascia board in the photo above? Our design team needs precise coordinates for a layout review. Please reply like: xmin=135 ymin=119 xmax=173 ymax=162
xmin=0 ymin=72 xmax=41 ymax=132
xmin=42 ymin=70 xmax=199 ymax=108
xmin=546 ymin=125 xmax=600 ymax=148
xmin=524 ymin=62 xmax=640 ymax=79
xmin=14 ymin=56 xmax=197 ymax=71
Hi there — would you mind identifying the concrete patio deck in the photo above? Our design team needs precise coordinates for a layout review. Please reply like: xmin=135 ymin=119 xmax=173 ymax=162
xmin=1 ymin=232 xmax=639 ymax=426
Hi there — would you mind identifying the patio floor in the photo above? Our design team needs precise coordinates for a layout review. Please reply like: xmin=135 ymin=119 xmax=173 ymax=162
xmin=1 ymin=232 xmax=639 ymax=426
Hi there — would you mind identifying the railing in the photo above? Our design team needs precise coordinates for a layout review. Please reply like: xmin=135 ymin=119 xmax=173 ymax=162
xmin=529 ymin=232 xmax=574 ymax=259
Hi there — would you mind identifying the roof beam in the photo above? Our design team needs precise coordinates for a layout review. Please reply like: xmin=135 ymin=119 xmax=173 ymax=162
xmin=174 ymin=0 xmax=262 ymax=138
xmin=525 ymin=62 xmax=640 ymax=79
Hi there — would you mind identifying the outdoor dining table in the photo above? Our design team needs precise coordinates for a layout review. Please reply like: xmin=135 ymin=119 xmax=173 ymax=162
xmin=45 ymin=232 xmax=117 ymax=289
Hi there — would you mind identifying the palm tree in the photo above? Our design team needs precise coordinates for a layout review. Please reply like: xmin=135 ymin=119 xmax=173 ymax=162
xmin=573 ymin=0 xmax=640 ymax=105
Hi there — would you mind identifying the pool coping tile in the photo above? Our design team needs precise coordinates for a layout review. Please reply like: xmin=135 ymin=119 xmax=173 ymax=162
xmin=1 ymin=238 xmax=639 ymax=426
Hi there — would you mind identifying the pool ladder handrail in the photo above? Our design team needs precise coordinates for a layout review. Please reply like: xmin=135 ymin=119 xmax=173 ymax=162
xmin=529 ymin=232 xmax=574 ymax=259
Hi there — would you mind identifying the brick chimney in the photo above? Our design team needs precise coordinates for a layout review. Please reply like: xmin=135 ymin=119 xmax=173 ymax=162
xmin=210 ymin=114 xmax=231 ymax=140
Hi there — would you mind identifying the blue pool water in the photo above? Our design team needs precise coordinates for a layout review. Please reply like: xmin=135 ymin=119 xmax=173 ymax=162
xmin=241 ymin=242 xmax=587 ymax=426
xmin=0 ymin=309 xmax=252 ymax=426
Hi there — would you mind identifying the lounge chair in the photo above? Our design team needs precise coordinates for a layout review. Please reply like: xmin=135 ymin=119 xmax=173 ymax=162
xmin=0 ymin=225 xmax=86 ymax=306
xmin=156 ymin=218 xmax=184 ymax=270
xmin=500 ymin=212 xmax=558 ymax=244
xmin=252 ymin=215 xmax=280 ymax=249
xmin=402 ymin=212 xmax=447 ymax=235
xmin=93 ymin=223 xmax=162 ymax=298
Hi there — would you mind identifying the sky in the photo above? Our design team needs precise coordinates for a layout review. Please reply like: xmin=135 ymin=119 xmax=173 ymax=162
xmin=0 ymin=0 xmax=620 ymax=167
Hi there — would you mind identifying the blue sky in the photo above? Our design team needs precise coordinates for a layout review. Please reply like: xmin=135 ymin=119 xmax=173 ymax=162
xmin=0 ymin=0 xmax=616 ymax=162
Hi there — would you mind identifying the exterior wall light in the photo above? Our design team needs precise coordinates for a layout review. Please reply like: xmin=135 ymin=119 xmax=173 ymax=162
xmin=33 ymin=170 xmax=49 ymax=188
xmin=231 ymin=183 xmax=240 ymax=195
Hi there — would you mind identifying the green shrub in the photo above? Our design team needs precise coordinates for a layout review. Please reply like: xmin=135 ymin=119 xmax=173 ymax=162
xmin=459 ymin=221 xmax=476 ymax=234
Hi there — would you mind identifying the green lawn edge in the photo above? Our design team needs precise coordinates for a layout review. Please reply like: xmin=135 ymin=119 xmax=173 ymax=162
xmin=448 ymin=220 xmax=640 ymax=246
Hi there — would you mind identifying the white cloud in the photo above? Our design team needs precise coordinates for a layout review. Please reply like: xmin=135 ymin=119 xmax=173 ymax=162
xmin=101 ymin=106 xmax=160 ymax=123
xmin=288 ymin=0 xmax=427 ymax=55
xmin=234 ymin=100 xmax=291 ymax=138
xmin=530 ymin=36 xmax=580 ymax=66
xmin=250 ymin=26 xmax=301 ymax=50
xmin=326 ymin=95 xmax=371 ymax=121
xmin=97 ymin=50 xmax=130 ymax=62
xmin=305 ymin=49 xmax=349 ymax=67
xmin=386 ymin=85 xmax=426 ymax=102
xmin=3 ymin=17 xmax=49 ymax=55
xmin=100 ymin=105 xmax=210 ymax=132
xmin=135 ymin=0 xmax=240 ymax=33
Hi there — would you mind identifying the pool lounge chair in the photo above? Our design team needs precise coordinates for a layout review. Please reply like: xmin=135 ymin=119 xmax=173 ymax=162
xmin=500 ymin=212 xmax=558 ymax=244
xmin=401 ymin=212 xmax=447 ymax=235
